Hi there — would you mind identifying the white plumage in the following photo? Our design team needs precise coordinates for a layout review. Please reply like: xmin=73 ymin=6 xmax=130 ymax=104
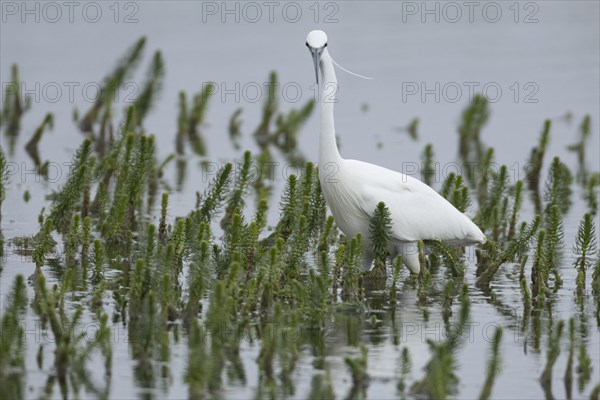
xmin=306 ymin=30 xmax=485 ymax=274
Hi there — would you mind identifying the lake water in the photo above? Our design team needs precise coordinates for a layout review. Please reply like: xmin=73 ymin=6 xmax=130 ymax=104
xmin=1 ymin=1 xmax=599 ymax=398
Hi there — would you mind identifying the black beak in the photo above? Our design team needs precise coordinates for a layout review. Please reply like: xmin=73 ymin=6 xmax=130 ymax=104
xmin=310 ymin=47 xmax=321 ymax=84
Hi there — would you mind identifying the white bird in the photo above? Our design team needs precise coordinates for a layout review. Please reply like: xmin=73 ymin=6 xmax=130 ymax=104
xmin=305 ymin=30 xmax=485 ymax=274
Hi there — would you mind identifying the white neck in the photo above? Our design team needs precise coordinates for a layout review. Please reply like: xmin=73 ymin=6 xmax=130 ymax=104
xmin=319 ymin=48 xmax=342 ymax=165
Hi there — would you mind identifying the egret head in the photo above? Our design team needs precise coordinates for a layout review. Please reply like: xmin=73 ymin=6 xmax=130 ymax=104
xmin=306 ymin=30 xmax=328 ymax=84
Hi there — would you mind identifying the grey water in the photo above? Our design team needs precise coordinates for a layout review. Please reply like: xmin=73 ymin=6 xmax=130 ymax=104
xmin=1 ymin=1 xmax=599 ymax=398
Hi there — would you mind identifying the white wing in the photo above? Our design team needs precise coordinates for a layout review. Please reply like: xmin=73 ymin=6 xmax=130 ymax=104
xmin=345 ymin=159 xmax=485 ymax=245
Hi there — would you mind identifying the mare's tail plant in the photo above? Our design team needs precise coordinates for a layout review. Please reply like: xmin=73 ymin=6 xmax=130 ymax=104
xmin=544 ymin=157 xmax=573 ymax=215
xmin=0 ymin=275 xmax=28 ymax=399
xmin=1 ymin=64 xmax=31 ymax=142
xmin=132 ymin=51 xmax=165 ymax=129
xmin=479 ymin=326 xmax=503 ymax=400
xmin=573 ymin=213 xmax=597 ymax=299
xmin=48 ymin=139 xmax=95 ymax=233
xmin=0 ymin=146 xmax=8 ymax=223
xmin=368 ymin=201 xmax=393 ymax=278
xmin=177 ymin=83 xmax=215 ymax=156
xmin=567 ymin=114 xmax=591 ymax=182
xmin=78 ymin=37 xmax=146 ymax=132
xmin=25 ymin=113 xmax=53 ymax=166
xmin=458 ymin=94 xmax=489 ymax=184
xmin=527 ymin=119 xmax=551 ymax=192
xmin=421 ymin=143 xmax=435 ymax=186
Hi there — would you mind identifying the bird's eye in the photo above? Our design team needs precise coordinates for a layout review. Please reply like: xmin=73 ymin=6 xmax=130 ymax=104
xmin=305 ymin=42 xmax=309 ymax=47
xmin=324 ymin=43 xmax=328 ymax=47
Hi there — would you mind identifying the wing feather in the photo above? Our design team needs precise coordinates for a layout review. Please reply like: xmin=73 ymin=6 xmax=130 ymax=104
xmin=345 ymin=159 xmax=484 ymax=244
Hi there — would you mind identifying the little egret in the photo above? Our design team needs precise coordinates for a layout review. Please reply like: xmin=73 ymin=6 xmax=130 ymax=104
xmin=305 ymin=30 xmax=485 ymax=274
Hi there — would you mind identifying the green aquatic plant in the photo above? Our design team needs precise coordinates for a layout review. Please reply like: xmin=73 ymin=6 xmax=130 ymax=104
xmin=253 ymin=76 xmax=278 ymax=153
xmin=215 ymin=211 xmax=247 ymax=278
xmin=397 ymin=346 xmax=412 ymax=395
xmin=345 ymin=345 xmax=369 ymax=398
xmin=478 ymin=165 xmax=508 ymax=230
xmin=1 ymin=64 xmax=31 ymax=146
xmin=64 ymin=213 xmax=80 ymax=269
xmin=531 ymin=229 xmax=548 ymax=304
xmin=229 ymin=108 xmax=243 ymax=150
xmin=176 ymin=91 xmax=188 ymax=155
xmin=413 ymin=284 xmax=470 ymax=399
xmin=185 ymin=320 xmax=209 ymax=399
xmin=508 ymin=180 xmax=524 ymax=240
xmin=441 ymin=278 xmax=455 ymax=323
xmin=476 ymin=215 xmax=540 ymax=287
xmin=78 ymin=37 xmax=146 ymax=133
xmin=274 ymin=100 xmax=314 ymax=158
xmin=253 ymin=71 xmax=313 ymax=163
xmin=254 ymin=71 xmax=279 ymax=148
xmin=540 ymin=319 xmax=565 ymax=394
xmin=93 ymin=105 xmax=136 ymax=187
xmin=305 ymin=257 xmax=331 ymax=329
xmin=0 ymin=275 xmax=28 ymax=399
xmin=527 ymin=119 xmax=551 ymax=193
xmin=369 ymin=201 xmax=393 ymax=277
xmin=310 ymin=172 xmax=328 ymax=240
xmin=441 ymin=173 xmax=471 ymax=214
xmin=91 ymin=239 xmax=105 ymax=285
xmin=332 ymin=241 xmax=345 ymax=302
xmin=567 ymin=114 xmax=591 ymax=182
xmin=95 ymin=93 xmax=115 ymax=157
xmin=593 ymin=257 xmax=600 ymax=322
xmin=519 ymin=255 xmax=532 ymax=322
xmin=544 ymin=156 xmax=573 ymax=215
xmin=260 ymin=239 xmax=285 ymax=312
xmin=101 ymin=133 xmax=156 ymax=241
xmin=440 ymin=172 xmax=456 ymax=200
xmin=544 ymin=205 xmax=565 ymax=288
xmin=458 ymin=94 xmax=489 ymax=184
xmin=390 ymin=256 xmax=403 ymax=305
xmin=476 ymin=148 xmax=495 ymax=207
xmin=591 ymin=383 xmax=600 ymax=400
xmin=80 ymin=216 xmax=92 ymax=272
xmin=0 ymin=146 xmax=8 ymax=223
xmin=127 ymin=235 xmax=175 ymax=387
xmin=197 ymin=163 xmax=232 ymax=223
xmin=413 ymin=337 xmax=458 ymax=400
xmin=48 ymin=138 xmax=95 ymax=233
xmin=33 ymin=272 xmax=112 ymax=399
xmin=417 ymin=239 xmax=428 ymax=276
xmin=276 ymin=174 xmax=298 ymax=241
xmin=158 ymin=193 xmax=169 ymax=243
xmin=132 ymin=51 xmax=165 ymax=128
xmin=586 ymin=172 xmax=600 ymax=214
xmin=308 ymin=370 xmax=336 ymax=400
xmin=421 ymin=143 xmax=435 ymax=186
xmin=479 ymin=326 xmax=503 ymax=400
xmin=25 ymin=113 xmax=53 ymax=167
xmin=343 ymin=234 xmax=364 ymax=302
xmin=221 ymin=151 xmax=253 ymax=230
xmin=577 ymin=339 xmax=593 ymax=392
xmin=573 ymin=213 xmax=597 ymax=299
xmin=564 ymin=318 xmax=575 ymax=399
xmin=429 ymin=240 xmax=464 ymax=277
xmin=32 ymin=218 xmax=55 ymax=270
xmin=402 ymin=117 xmax=419 ymax=140
xmin=184 ymin=239 xmax=210 ymax=326
xmin=177 ymin=83 xmax=214 ymax=156
xmin=272 ymin=161 xmax=329 ymax=256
